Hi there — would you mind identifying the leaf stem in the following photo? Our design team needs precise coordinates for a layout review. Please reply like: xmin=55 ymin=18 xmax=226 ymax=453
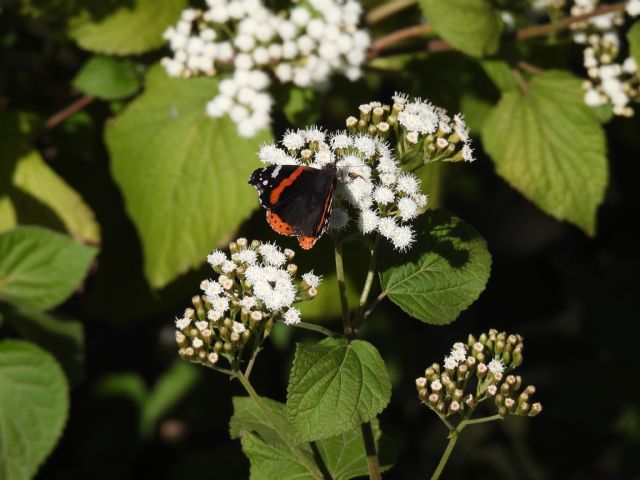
xmin=43 ymin=95 xmax=95 ymax=131
xmin=366 ymin=0 xmax=417 ymax=25
xmin=234 ymin=371 xmax=324 ymax=480
xmin=363 ymin=290 xmax=387 ymax=321
xmin=353 ymin=235 xmax=381 ymax=330
xmin=368 ymin=24 xmax=434 ymax=59
xmin=293 ymin=321 xmax=343 ymax=338
xmin=361 ymin=421 xmax=382 ymax=480
xmin=333 ymin=239 xmax=354 ymax=338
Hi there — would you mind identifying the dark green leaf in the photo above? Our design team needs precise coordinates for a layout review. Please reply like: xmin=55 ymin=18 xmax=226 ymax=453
xmin=379 ymin=209 xmax=491 ymax=325
xmin=0 ymin=340 xmax=69 ymax=479
xmin=628 ymin=21 xmax=640 ymax=68
xmin=73 ymin=56 xmax=141 ymax=100
xmin=0 ymin=226 xmax=97 ymax=310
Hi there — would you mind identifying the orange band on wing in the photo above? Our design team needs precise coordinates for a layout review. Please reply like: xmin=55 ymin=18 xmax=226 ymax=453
xmin=298 ymin=235 xmax=318 ymax=250
xmin=269 ymin=167 xmax=304 ymax=205
xmin=267 ymin=210 xmax=295 ymax=235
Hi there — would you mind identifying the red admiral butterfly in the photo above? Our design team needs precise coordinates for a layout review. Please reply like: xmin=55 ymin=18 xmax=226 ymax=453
xmin=249 ymin=163 xmax=337 ymax=249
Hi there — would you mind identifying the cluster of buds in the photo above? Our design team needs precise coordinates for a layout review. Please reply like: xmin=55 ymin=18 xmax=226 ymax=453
xmin=415 ymin=329 xmax=542 ymax=419
xmin=557 ymin=0 xmax=640 ymax=116
xmin=257 ymin=120 xmax=429 ymax=251
xmin=174 ymin=238 xmax=321 ymax=370
xmin=346 ymin=93 xmax=475 ymax=164
xmin=161 ymin=0 xmax=369 ymax=137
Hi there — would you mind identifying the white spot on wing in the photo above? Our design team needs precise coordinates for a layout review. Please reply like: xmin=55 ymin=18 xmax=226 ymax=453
xmin=271 ymin=165 xmax=282 ymax=178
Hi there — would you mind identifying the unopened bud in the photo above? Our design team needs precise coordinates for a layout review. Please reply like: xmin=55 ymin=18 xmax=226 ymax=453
xmin=207 ymin=352 xmax=219 ymax=364
xmin=529 ymin=402 xmax=543 ymax=417
xmin=214 ymin=341 xmax=223 ymax=353
xmin=284 ymin=248 xmax=295 ymax=260
xmin=230 ymin=332 xmax=240 ymax=342
xmin=416 ymin=377 xmax=427 ymax=389
xmin=184 ymin=347 xmax=195 ymax=358
xmin=428 ymin=393 xmax=439 ymax=405
xmin=518 ymin=402 xmax=530 ymax=415
xmin=418 ymin=388 xmax=428 ymax=400
xmin=223 ymin=318 xmax=233 ymax=329
xmin=346 ymin=116 xmax=358 ymax=132
xmin=449 ymin=401 xmax=460 ymax=413
xmin=287 ymin=263 xmax=298 ymax=276
xmin=504 ymin=398 xmax=515 ymax=410
xmin=487 ymin=385 xmax=497 ymax=397
xmin=223 ymin=342 xmax=233 ymax=353
xmin=242 ymin=330 xmax=251 ymax=342
xmin=175 ymin=331 xmax=187 ymax=347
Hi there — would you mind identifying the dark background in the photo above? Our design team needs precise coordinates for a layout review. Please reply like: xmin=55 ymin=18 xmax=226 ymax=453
xmin=2 ymin=1 xmax=640 ymax=478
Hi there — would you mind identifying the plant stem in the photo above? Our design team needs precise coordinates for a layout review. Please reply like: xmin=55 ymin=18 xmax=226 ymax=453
xmin=361 ymin=421 xmax=382 ymax=480
xmin=431 ymin=414 xmax=504 ymax=479
xmin=431 ymin=431 xmax=458 ymax=480
xmin=333 ymin=239 xmax=354 ymax=338
xmin=363 ymin=290 xmax=387 ymax=321
xmin=234 ymin=371 xmax=324 ymax=480
xmin=43 ymin=95 xmax=95 ymax=130
xmin=366 ymin=0 xmax=417 ymax=25
xmin=294 ymin=321 xmax=342 ymax=337
xmin=353 ymin=235 xmax=381 ymax=329
xmin=368 ymin=24 xmax=434 ymax=59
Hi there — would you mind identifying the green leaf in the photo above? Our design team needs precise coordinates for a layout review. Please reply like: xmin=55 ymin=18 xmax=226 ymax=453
xmin=231 ymin=396 xmax=394 ymax=480
xmin=141 ymin=361 xmax=202 ymax=436
xmin=73 ymin=56 xmax=141 ymax=100
xmin=481 ymin=59 xmax=518 ymax=92
xmin=0 ymin=340 xmax=69 ymax=480
xmin=482 ymin=71 xmax=608 ymax=234
xmin=10 ymin=150 xmax=101 ymax=244
xmin=0 ymin=226 xmax=97 ymax=310
xmin=287 ymin=338 xmax=391 ymax=442
xmin=106 ymin=66 xmax=271 ymax=288
xmin=628 ymin=21 xmax=640 ymax=68
xmin=419 ymin=0 xmax=503 ymax=57
xmin=1 ymin=306 xmax=84 ymax=386
xmin=282 ymin=87 xmax=323 ymax=126
xmin=68 ymin=0 xmax=187 ymax=55
xmin=379 ymin=209 xmax=491 ymax=325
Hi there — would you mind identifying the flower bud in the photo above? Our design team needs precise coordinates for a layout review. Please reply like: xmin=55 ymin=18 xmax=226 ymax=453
xmin=428 ymin=393 xmax=439 ymax=405
xmin=184 ymin=347 xmax=195 ymax=358
xmin=418 ymin=388 xmax=428 ymax=400
xmin=346 ymin=116 xmax=358 ymax=132
xmin=207 ymin=352 xmax=219 ymax=364
xmin=529 ymin=403 xmax=543 ymax=417
xmin=214 ymin=341 xmax=223 ymax=353
xmin=284 ymin=248 xmax=295 ymax=260
xmin=223 ymin=342 xmax=233 ymax=353
xmin=175 ymin=331 xmax=187 ymax=347
xmin=504 ymin=398 xmax=515 ymax=411
xmin=287 ymin=263 xmax=298 ymax=276
xmin=229 ymin=241 xmax=238 ymax=254
xmin=198 ymin=350 xmax=206 ymax=361
xmin=223 ymin=318 xmax=233 ymax=329
xmin=242 ymin=330 xmax=251 ymax=342
xmin=230 ymin=332 xmax=240 ymax=343
xmin=487 ymin=385 xmax=497 ymax=397
xmin=518 ymin=402 xmax=530 ymax=415
xmin=236 ymin=238 xmax=248 ymax=249
xmin=372 ymin=106 xmax=384 ymax=124
xmin=449 ymin=401 xmax=460 ymax=413
xmin=416 ymin=377 xmax=427 ymax=389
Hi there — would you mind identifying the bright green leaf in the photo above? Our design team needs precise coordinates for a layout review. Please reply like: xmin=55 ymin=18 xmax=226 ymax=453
xmin=482 ymin=71 xmax=608 ymax=234
xmin=379 ymin=209 xmax=491 ymax=325
xmin=0 ymin=340 xmax=69 ymax=480
xmin=10 ymin=150 xmax=101 ymax=244
xmin=287 ymin=338 xmax=391 ymax=442
xmin=628 ymin=21 xmax=640 ymax=68
xmin=282 ymin=87 xmax=323 ymax=126
xmin=68 ymin=0 xmax=187 ymax=55
xmin=2 ymin=306 xmax=84 ymax=386
xmin=231 ymin=396 xmax=393 ymax=480
xmin=0 ymin=226 xmax=97 ymax=310
xmin=106 ymin=66 xmax=271 ymax=288
xmin=481 ymin=59 xmax=518 ymax=92
xmin=73 ymin=56 xmax=141 ymax=100
xmin=419 ymin=0 xmax=503 ymax=57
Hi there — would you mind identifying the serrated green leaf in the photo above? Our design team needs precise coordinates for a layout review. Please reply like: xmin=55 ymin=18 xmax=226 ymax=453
xmin=481 ymin=59 xmax=518 ymax=92
xmin=379 ymin=209 xmax=491 ymax=325
xmin=1 ymin=306 xmax=84 ymax=386
xmin=0 ymin=340 xmax=69 ymax=480
xmin=628 ymin=21 xmax=640 ymax=67
xmin=231 ymin=396 xmax=394 ymax=480
xmin=482 ymin=71 xmax=608 ymax=234
xmin=68 ymin=0 xmax=187 ymax=55
xmin=73 ymin=56 xmax=141 ymax=100
xmin=10 ymin=150 xmax=101 ymax=244
xmin=419 ymin=0 xmax=503 ymax=57
xmin=106 ymin=66 xmax=271 ymax=288
xmin=287 ymin=338 xmax=391 ymax=442
xmin=0 ymin=226 xmax=97 ymax=310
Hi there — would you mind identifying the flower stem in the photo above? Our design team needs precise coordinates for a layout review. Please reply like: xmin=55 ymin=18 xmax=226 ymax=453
xmin=333 ymin=239 xmax=354 ymax=338
xmin=431 ymin=414 xmax=504 ymax=479
xmin=234 ymin=371 xmax=324 ymax=480
xmin=293 ymin=321 xmax=343 ymax=337
xmin=361 ymin=421 xmax=382 ymax=480
xmin=353 ymin=235 xmax=381 ymax=330
xmin=366 ymin=0 xmax=417 ymax=25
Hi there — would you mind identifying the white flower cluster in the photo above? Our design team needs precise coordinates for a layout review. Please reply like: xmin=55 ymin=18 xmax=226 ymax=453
xmin=258 ymin=126 xmax=429 ymax=251
xmin=565 ymin=0 xmax=640 ymax=116
xmin=161 ymin=0 xmax=370 ymax=137
xmin=174 ymin=238 xmax=321 ymax=369
xmin=392 ymin=94 xmax=475 ymax=162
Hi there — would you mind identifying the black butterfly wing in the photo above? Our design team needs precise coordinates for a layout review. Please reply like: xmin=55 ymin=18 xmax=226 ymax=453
xmin=248 ymin=165 xmax=335 ymax=247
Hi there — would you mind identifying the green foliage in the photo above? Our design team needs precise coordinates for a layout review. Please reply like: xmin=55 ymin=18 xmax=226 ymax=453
xmin=419 ymin=0 xmax=503 ymax=57
xmin=106 ymin=66 xmax=271 ymax=288
xmin=629 ymin=21 xmax=640 ymax=68
xmin=0 ymin=340 xmax=69 ymax=480
xmin=282 ymin=87 xmax=323 ymax=126
xmin=379 ymin=209 xmax=491 ymax=325
xmin=68 ymin=0 xmax=187 ymax=55
xmin=286 ymin=338 xmax=391 ymax=442
xmin=0 ymin=226 xmax=97 ymax=311
xmin=73 ymin=56 xmax=142 ymax=100
xmin=483 ymin=71 xmax=608 ymax=235
xmin=1 ymin=307 xmax=84 ymax=385
xmin=231 ymin=396 xmax=392 ymax=479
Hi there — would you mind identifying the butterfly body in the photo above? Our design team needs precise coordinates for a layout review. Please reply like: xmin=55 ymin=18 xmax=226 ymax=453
xmin=249 ymin=163 xmax=337 ymax=249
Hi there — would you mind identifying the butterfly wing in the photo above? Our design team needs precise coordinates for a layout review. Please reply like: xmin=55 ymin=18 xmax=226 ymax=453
xmin=248 ymin=165 xmax=335 ymax=249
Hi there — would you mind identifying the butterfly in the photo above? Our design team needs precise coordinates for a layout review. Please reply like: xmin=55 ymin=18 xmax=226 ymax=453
xmin=249 ymin=163 xmax=337 ymax=249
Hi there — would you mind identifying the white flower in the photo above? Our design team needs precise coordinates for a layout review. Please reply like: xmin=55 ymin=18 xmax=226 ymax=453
xmin=430 ymin=379 xmax=442 ymax=391
xmin=211 ymin=296 xmax=230 ymax=313
xmin=359 ymin=209 xmax=379 ymax=234
xmin=377 ymin=216 xmax=397 ymax=238
xmin=240 ymin=295 xmax=257 ymax=309
xmin=232 ymin=321 xmax=246 ymax=334
xmin=207 ymin=250 xmax=227 ymax=267
xmin=283 ymin=307 xmax=301 ymax=325
xmin=195 ymin=320 xmax=209 ymax=331
xmin=373 ymin=186 xmax=395 ymax=205
xmin=282 ymin=130 xmax=306 ymax=150
xmin=175 ymin=316 xmax=191 ymax=330
xmin=207 ymin=309 xmax=223 ymax=321
xmin=584 ymin=88 xmax=603 ymax=106
xmin=221 ymin=259 xmax=237 ymax=273
xmin=192 ymin=338 xmax=204 ymax=348
xmin=245 ymin=265 xmax=296 ymax=311
xmin=397 ymin=197 xmax=418 ymax=220
xmin=302 ymin=271 xmax=322 ymax=288
xmin=627 ymin=0 xmax=640 ymax=16
xmin=398 ymin=99 xmax=439 ymax=135
xmin=203 ymin=280 xmax=224 ymax=298
xmin=443 ymin=356 xmax=458 ymax=370
xmin=416 ymin=377 xmax=427 ymax=388
xmin=331 ymin=133 xmax=352 ymax=149
xmin=488 ymin=358 xmax=504 ymax=374
xmin=258 ymin=243 xmax=287 ymax=266
xmin=354 ymin=135 xmax=377 ymax=158
xmin=396 ymin=173 xmax=420 ymax=195
xmin=234 ymin=248 xmax=258 ymax=264
xmin=450 ymin=343 xmax=467 ymax=362
xmin=390 ymin=225 xmax=414 ymax=251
